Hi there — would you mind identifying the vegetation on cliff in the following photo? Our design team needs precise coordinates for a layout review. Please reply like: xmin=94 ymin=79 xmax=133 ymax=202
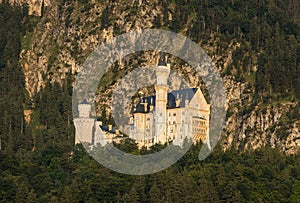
xmin=0 ymin=0 xmax=300 ymax=202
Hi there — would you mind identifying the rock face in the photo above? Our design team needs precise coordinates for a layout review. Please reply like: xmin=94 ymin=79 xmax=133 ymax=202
xmin=15 ymin=0 xmax=300 ymax=153
xmin=223 ymin=77 xmax=300 ymax=154
xmin=0 ymin=0 xmax=51 ymax=15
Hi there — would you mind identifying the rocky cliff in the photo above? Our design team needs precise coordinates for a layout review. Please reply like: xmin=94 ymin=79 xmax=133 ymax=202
xmin=11 ymin=0 xmax=300 ymax=153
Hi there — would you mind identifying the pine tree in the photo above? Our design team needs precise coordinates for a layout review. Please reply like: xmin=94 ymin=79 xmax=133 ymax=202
xmin=149 ymin=183 xmax=161 ymax=203
xmin=15 ymin=182 xmax=29 ymax=203
xmin=26 ymin=189 xmax=37 ymax=203
xmin=291 ymin=180 xmax=300 ymax=202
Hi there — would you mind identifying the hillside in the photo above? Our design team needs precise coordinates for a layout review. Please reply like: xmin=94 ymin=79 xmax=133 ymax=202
xmin=0 ymin=0 xmax=300 ymax=202
xmin=16 ymin=0 xmax=300 ymax=153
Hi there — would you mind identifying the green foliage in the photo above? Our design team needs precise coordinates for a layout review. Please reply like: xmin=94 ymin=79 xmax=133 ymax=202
xmin=291 ymin=180 xmax=300 ymax=202
xmin=2 ymin=131 xmax=300 ymax=202
xmin=100 ymin=6 xmax=112 ymax=29
xmin=164 ymin=0 xmax=300 ymax=100
xmin=113 ymin=138 xmax=139 ymax=154
xmin=1 ymin=1 xmax=300 ymax=202
xmin=0 ymin=2 xmax=26 ymax=152
xmin=47 ymin=47 xmax=60 ymax=70
xmin=21 ymin=31 xmax=34 ymax=51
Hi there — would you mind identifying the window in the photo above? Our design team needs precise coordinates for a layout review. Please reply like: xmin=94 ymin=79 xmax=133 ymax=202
xmin=173 ymin=113 xmax=176 ymax=116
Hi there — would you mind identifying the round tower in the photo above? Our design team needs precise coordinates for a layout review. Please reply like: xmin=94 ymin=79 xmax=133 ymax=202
xmin=154 ymin=53 xmax=170 ymax=144
xmin=74 ymin=99 xmax=94 ymax=144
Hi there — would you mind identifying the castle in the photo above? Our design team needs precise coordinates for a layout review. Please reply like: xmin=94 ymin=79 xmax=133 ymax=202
xmin=74 ymin=55 xmax=210 ymax=148
xmin=128 ymin=55 xmax=210 ymax=148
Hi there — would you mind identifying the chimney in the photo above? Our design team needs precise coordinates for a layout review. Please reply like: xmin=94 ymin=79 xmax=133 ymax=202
xmin=185 ymin=91 xmax=189 ymax=107
xmin=143 ymin=103 xmax=148 ymax=112
xmin=108 ymin=125 xmax=112 ymax=131
xmin=175 ymin=93 xmax=181 ymax=107
xmin=141 ymin=98 xmax=148 ymax=112
xmin=167 ymin=56 xmax=171 ymax=69
xmin=150 ymin=97 xmax=154 ymax=111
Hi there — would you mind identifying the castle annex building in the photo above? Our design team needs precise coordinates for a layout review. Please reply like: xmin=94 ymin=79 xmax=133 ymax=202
xmin=74 ymin=100 xmax=122 ymax=146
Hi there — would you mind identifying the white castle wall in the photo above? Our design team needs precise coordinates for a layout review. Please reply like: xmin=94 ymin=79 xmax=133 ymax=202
xmin=74 ymin=103 xmax=94 ymax=144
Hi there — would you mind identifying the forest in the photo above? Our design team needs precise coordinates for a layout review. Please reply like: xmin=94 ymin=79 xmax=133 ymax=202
xmin=0 ymin=0 xmax=300 ymax=202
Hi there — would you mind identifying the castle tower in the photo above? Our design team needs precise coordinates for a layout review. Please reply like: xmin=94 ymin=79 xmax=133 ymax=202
xmin=154 ymin=53 xmax=170 ymax=144
xmin=74 ymin=99 xmax=95 ymax=144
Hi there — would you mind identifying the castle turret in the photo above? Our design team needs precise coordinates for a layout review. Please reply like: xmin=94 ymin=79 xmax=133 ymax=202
xmin=74 ymin=100 xmax=95 ymax=144
xmin=154 ymin=53 xmax=170 ymax=144
xmin=156 ymin=53 xmax=170 ymax=85
xmin=78 ymin=99 xmax=91 ymax=118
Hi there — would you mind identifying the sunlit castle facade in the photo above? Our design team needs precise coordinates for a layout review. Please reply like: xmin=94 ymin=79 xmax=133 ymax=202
xmin=129 ymin=55 xmax=211 ymax=148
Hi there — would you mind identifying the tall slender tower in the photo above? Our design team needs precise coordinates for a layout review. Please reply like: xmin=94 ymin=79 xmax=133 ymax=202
xmin=154 ymin=53 xmax=170 ymax=144
xmin=74 ymin=99 xmax=95 ymax=144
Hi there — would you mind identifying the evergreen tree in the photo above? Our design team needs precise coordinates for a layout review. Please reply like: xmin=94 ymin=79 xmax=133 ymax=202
xmin=26 ymin=189 xmax=37 ymax=203
xmin=0 ymin=2 xmax=26 ymax=152
xmin=291 ymin=180 xmax=300 ymax=202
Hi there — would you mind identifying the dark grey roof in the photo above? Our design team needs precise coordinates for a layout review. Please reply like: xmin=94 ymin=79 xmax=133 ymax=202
xmin=80 ymin=99 xmax=89 ymax=104
xmin=100 ymin=125 xmax=117 ymax=133
xmin=134 ymin=88 xmax=198 ymax=113
xmin=158 ymin=52 xmax=167 ymax=66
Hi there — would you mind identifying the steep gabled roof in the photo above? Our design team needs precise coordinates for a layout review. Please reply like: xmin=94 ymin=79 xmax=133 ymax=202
xmin=167 ymin=88 xmax=198 ymax=109
xmin=134 ymin=88 xmax=198 ymax=113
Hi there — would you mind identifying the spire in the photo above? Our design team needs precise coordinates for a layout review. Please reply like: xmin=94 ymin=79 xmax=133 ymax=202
xmin=158 ymin=52 xmax=167 ymax=66
xmin=80 ymin=99 xmax=89 ymax=104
